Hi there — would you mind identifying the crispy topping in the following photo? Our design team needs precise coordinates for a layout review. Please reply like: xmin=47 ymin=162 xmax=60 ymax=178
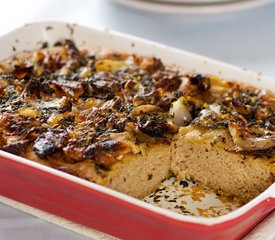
xmin=154 ymin=71 xmax=182 ymax=91
xmin=0 ymin=41 xmax=274 ymax=172
xmin=52 ymin=80 xmax=84 ymax=99
xmin=63 ymin=140 xmax=86 ymax=162
xmin=84 ymin=140 xmax=123 ymax=169
xmin=34 ymin=129 xmax=68 ymax=159
xmin=130 ymin=104 xmax=163 ymax=117
xmin=137 ymin=114 xmax=177 ymax=138
xmin=12 ymin=61 xmax=34 ymax=79
xmin=185 ymin=74 xmax=211 ymax=96
xmin=3 ymin=140 xmax=30 ymax=155
xmin=228 ymin=122 xmax=275 ymax=152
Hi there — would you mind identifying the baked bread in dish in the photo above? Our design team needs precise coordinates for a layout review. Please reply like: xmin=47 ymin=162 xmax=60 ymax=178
xmin=0 ymin=40 xmax=274 ymax=203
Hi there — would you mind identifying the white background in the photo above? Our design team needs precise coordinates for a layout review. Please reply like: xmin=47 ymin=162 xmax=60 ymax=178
xmin=0 ymin=0 xmax=274 ymax=239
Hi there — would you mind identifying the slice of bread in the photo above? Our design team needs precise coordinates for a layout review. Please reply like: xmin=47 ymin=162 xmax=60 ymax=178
xmin=172 ymin=126 xmax=275 ymax=203
xmin=104 ymin=144 xmax=171 ymax=198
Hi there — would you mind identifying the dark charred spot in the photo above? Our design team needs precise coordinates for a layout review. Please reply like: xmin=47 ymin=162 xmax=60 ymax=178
xmin=137 ymin=115 xmax=165 ymax=137
xmin=43 ymin=54 xmax=64 ymax=72
xmin=22 ymin=78 xmax=41 ymax=99
xmin=4 ymin=115 xmax=38 ymax=136
xmin=40 ymin=81 xmax=55 ymax=96
xmin=87 ymin=73 xmax=120 ymax=100
xmin=2 ymin=140 xmax=30 ymax=155
xmin=101 ymin=140 xmax=121 ymax=151
xmin=179 ymin=180 xmax=189 ymax=188
xmin=265 ymin=117 xmax=275 ymax=131
xmin=107 ymin=114 xmax=127 ymax=132
xmin=173 ymin=91 xmax=184 ymax=100
xmin=110 ymin=96 xmax=123 ymax=110
xmin=138 ymin=75 xmax=154 ymax=94
xmin=158 ymin=96 xmax=173 ymax=111
xmin=187 ymin=74 xmax=211 ymax=96
xmin=12 ymin=63 xmax=34 ymax=79
xmin=52 ymin=80 xmax=84 ymax=99
xmin=0 ymin=132 xmax=5 ymax=148
xmin=59 ymin=116 xmax=75 ymax=128
xmin=94 ymin=117 xmax=108 ymax=133
xmin=0 ymin=85 xmax=4 ymax=96
xmin=34 ymin=129 xmax=68 ymax=159
xmin=81 ymin=80 xmax=94 ymax=98
xmin=64 ymin=39 xmax=79 ymax=53
xmin=232 ymin=98 xmax=251 ymax=115
xmin=89 ymin=109 xmax=127 ymax=134
xmin=64 ymin=39 xmax=86 ymax=66
xmin=155 ymin=72 xmax=182 ymax=91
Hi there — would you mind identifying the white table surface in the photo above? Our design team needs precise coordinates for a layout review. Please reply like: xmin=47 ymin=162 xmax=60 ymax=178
xmin=0 ymin=0 xmax=274 ymax=239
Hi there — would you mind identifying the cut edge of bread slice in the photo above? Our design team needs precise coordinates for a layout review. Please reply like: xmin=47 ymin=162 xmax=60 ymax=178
xmin=171 ymin=126 xmax=274 ymax=203
xmin=104 ymin=144 xmax=172 ymax=199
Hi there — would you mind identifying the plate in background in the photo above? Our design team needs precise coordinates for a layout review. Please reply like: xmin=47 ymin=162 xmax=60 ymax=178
xmin=149 ymin=0 xmax=242 ymax=3
xmin=113 ymin=0 xmax=275 ymax=14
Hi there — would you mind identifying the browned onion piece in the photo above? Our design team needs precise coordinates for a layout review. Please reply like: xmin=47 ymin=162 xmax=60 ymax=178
xmin=228 ymin=122 xmax=275 ymax=152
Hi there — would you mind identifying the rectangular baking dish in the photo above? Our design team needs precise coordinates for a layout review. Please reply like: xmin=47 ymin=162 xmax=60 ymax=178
xmin=0 ymin=21 xmax=274 ymax=240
